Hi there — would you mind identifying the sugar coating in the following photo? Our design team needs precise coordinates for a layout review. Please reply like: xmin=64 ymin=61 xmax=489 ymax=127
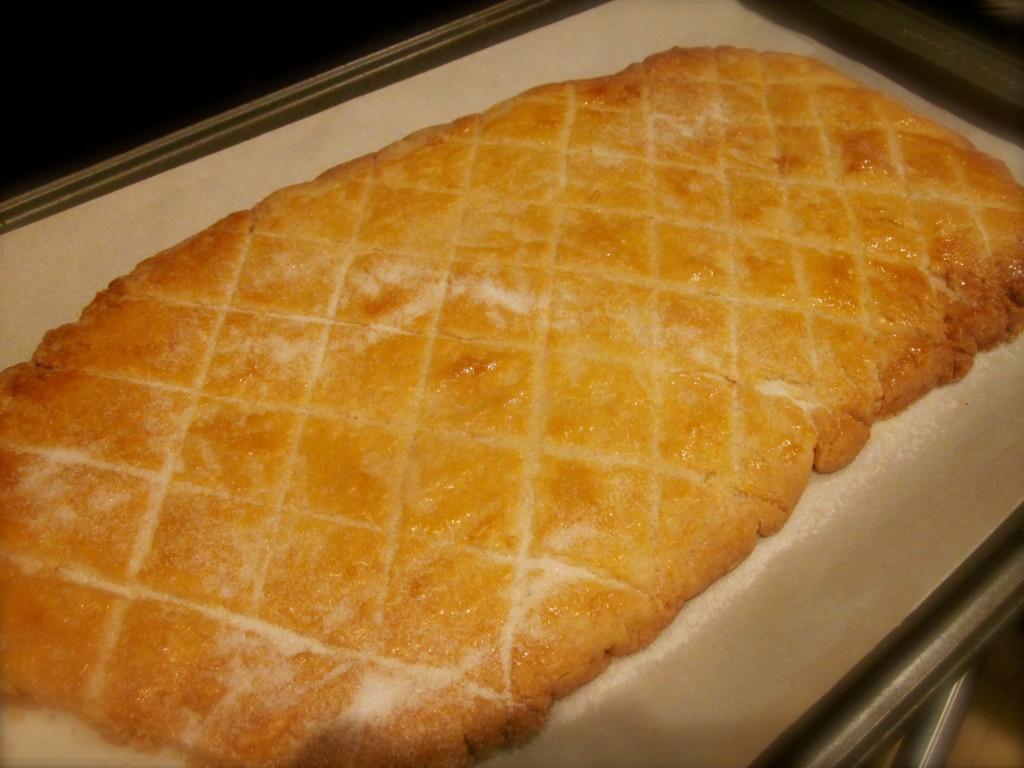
xmin=1 ymin=46 xmax=1022 ymax=768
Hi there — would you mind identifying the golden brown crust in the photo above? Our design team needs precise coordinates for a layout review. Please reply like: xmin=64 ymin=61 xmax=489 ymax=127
xmin=2 ymin=45 xmax=1022 ymax=767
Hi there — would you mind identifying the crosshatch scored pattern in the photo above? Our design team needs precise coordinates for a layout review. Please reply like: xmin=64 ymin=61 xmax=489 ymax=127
xmin=1 ymin=47 xmax=1022 ymax=767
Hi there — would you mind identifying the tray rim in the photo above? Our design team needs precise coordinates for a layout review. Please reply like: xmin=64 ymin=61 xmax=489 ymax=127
xmin=752 ymin=500 xmax=1024 ymax=767
xmin=2 ymin=2 xmax=1022 ymax=764
xmin=0 ymin=0 xmax=607 ymax=236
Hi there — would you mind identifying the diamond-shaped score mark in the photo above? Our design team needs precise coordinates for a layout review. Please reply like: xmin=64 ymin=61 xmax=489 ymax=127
xmin=565 ymin=153 xmax=650 ymax=212
xmin=809 ymin=317 xmax=880 ymax=470
xmin=0 ymin=449 xmax=148 ymax=579
xmin=717 ymin=46 xmax=767 ymax=83
xmin=531 ymin=455 xmax=656 ymax=591
xmin=915 ymin=199 xmax=989 ymax=275
xmin=735 ymin=305 xmax=815 ymax=389
xmin=381 ymin=536 xmax=514 ymax=689
xmin=479 ymin=134 xmax=569 ymax=198
xmin=400 ymin=431 xmax=524 ymax=554
xmin=866 ymin=258 xmax=938 ymax=331
xmin=543 ymin=353 xmax=653 ymax=458
xmin=374 ymin=134 xmax=475 ymax=192
xmin=656 ymin=222 xmax=733 ymax=291
xmin=358 ymin=185 xmax=462 ymax=258
xmin=651 ymin=115 xmax=723 ymax=167
xmin=0 ymin=562 xmax=120 ymax=708
xmin=658 ymin=372 xmax=734 ymax=473
xmin=726 ymin=172 xmax=789 ymax=235
xmin=118 ymin=215 xmax=249 ymax=306
xmin=735 ymin=386 xmax=817 ymax=528
xmin=814 ymin=84 xmax=883 ymax=129
xmin=471 ymin=143 xmax=563 ymax=205
xmin=829 ymin=128 xmax=899 ymax=185
xmin=312 ymin=324 xmax=429 ymax=424
xmin=0 ymin=367 xmax=188 ymax=472
xmin=556 ymin=208 xmax=654 ymax=276
xmin=786 ymin=184 xmax=855 ymax=245
xmin=575 ymin=65 xmax=642 ymax=110
xmin=847 ymin=190 xmax=922 ymax=262
xmin=335 ymin=251 xmax=448 ymax=334
xmin=655 ymin=474 xmax=756 ymax=611
xmin=479 ymin=95 xmax=568 ymax=147
xmin=954 ymin=145 xmax=1024 ymax=204
xmin=656 ymin=290 xmax=732 ymax=374
xmin=287 ymin=415 xmax=406 ymax=529
xmin=101 ymin=601 xmax=229 ymax=739
xmin=35 ymin=294 xmax=218 ymax=388
xmin=254 ymin=170 xmax=370 ymax=243
xmin=899 ymin=133 xmax=962 ymax=192
xmin=101 ymin=599 xmax=360 ymax=764
xmin=439 ymin=261 xmax=549 ymax=344
xmin=772 ymin=125 xmax=829 ymax=180
xmin=803 ymin=247 xmax=862 ymax=317
xmin=455 ymin=196 xmax=557 ymax=268
xmin=176 ymin=399 xmax=298 ymax=505
xmin=421 ymin=338 xmax=534 ymax=439
xmin=720 ymin=123 xmax=776 ymax=173
xmin=509 ymin=566 xmax=657 ymax=704
xmin=653 ymin=165 xmax=726 ymax=223
xmin=764 ymin=82 xmax=816 ymax=125
xmin=735 ymin=237 xmax=801 ymax=306
xmin=549 ymin=270 xmax=655 ymax=360
xmin=811 ymin=317 xmax=881 ymax=423
xmin=645 ymin=51 xmax=716 ymax=118
xmin=138 ymin=487 xmax=277 ymax=613
xmin=569 ymin=105 xmax=647 ymax=156
xmin=233 ymin=235 xmax=349 ymax=318
xmin=259 ymin=513 xmax=387 ymax=651
xmin=204 ymin=312 xmax=324 ymax=405
xmin=861 ymin=253 xmax=957 ymax=411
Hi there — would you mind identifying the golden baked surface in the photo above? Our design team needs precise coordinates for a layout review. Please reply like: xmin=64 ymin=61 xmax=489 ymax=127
xmin=2 ymin=46 xmax=1022 ymax=767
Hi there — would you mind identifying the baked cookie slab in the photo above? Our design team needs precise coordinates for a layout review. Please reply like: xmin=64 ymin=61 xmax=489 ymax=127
xmin=2 ymin=46 xmax=1023 ymax=768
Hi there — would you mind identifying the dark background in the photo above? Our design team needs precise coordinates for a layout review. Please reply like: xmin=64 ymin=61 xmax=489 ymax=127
xmin=2 ymin=2 xmax=508 ymax=201
xmin=4 ymin=0 xmax=1020 ymax=204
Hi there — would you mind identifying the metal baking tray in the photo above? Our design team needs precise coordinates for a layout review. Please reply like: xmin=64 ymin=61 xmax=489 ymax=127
xmin=753 ymin=501 xmax=1024 ymax=767
xmin=739 ymin=0 xmax=1023 ymax=146
xmin=0 ymin=0 xmax=604 ymax=235
xmin=1 ymin=1 xmax=1022 ymax=765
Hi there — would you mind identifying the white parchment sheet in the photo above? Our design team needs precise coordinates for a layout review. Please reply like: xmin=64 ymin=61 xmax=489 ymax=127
xmin=2 ymin=1 xmax=1022 ymax=766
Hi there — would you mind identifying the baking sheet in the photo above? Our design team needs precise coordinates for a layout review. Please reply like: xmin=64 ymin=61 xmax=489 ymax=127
xmin=1 ymin=1 xmax=1023 ymax=766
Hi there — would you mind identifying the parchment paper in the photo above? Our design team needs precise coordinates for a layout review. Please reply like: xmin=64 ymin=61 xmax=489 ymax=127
xmin=2 ymin=1 xmax=1022 ymax=766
